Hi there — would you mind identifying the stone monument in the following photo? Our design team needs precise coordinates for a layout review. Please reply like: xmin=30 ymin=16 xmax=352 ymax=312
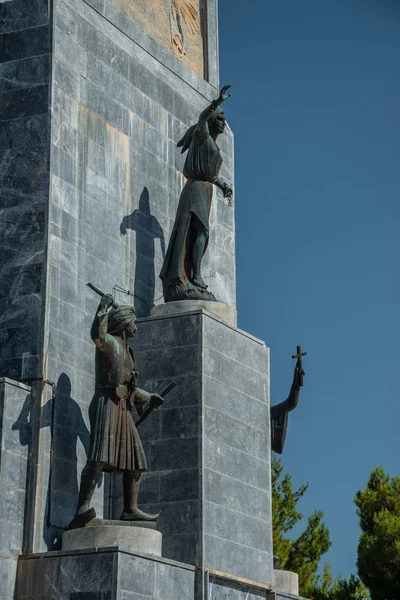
xmin=0 ymin=0 xmax=308 ymax=598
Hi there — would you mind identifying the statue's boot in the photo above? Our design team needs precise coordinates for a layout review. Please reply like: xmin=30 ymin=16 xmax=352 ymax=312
xmin=191 ymin=275 xmax=208 ymax=290
xmin=67 ymin=462 xmax=102 ymax=529
xmin=120 ymin=472 xmax=159 ymax=521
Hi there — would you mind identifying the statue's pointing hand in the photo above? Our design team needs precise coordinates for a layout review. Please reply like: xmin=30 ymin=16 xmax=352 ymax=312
xmin=219 ymin=84 xmax=231 ymax=102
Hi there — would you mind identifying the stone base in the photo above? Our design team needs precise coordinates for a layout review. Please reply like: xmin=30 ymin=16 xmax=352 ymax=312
xmin=151 ymin=299 xmax=237 ymax=326
xmin=15 ymin=547 xmax=194 ymax=600
xmin=15 ymin=548 xmax=308 ymax=600
xmin=274 ymin=569 xmax=299 ymax=596
xmin=62 ymin=519 xmax=162 ymax=556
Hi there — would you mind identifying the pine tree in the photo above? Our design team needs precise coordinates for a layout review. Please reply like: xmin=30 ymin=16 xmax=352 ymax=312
xmin=355 ymin=466 xmax=400 ymax=600
xmin=272 ymin=458 xmax=331 ymax=597
xmin=272 ymin=458 xmax=369 ymax=600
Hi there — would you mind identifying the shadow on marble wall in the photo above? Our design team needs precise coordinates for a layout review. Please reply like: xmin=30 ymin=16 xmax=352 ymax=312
xmin=120 ymin=186 xmax=165 ymax=317
xmin=13 ymin=373 xmax=91 ymax=551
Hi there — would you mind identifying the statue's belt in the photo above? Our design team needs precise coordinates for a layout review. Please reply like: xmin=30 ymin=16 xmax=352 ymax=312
xmin=188 ymin=176 xmax=215 ymax=184
xmin=96 ymin=384 xmax=133 ymax=399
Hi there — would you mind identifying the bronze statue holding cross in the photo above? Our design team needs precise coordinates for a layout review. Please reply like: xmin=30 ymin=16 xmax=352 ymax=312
xmin=270 ymin=346 xmax=306 ymax=454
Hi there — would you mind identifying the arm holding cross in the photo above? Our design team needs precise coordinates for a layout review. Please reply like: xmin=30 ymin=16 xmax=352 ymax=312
xmin=286 ymin=346 xmax=306 ymax=411
xmin=270 ymin=346 xmax=306 ymax=454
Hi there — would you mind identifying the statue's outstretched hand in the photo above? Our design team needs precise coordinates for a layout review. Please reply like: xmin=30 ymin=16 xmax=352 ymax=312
xmin=224 ymin=185 xmax=233 ymax=199
xmin=150 ymin=394 xmax=164 ymax=409
xmin=294 ymin=363 xmax=305 ymax=384
xmin=218 ymin=84 xmax=231 ymax=103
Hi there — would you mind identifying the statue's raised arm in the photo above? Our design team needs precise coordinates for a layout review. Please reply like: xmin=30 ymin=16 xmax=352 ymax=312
xmin=160 ymin=85 xmax=233 ymax=302
xmin=270 ymin=347 xmax=306 ymax=454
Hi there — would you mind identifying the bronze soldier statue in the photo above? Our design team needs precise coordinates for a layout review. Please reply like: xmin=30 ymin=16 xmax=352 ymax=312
xmin=160 ymin=85 xmax=233 ymax=303
xmin=270 ymin=347 xmax=306 ymax=454
xmin=69 ymin=293 xmax=163 ymax=529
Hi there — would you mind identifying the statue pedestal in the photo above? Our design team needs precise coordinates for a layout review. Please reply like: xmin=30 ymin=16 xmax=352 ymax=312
xmin=127 ymin=309 xmax=274 ymax=593
xmin=62 ymin=519 xmax=162 ymax=556
xmin=274 ymin=569 xmax=300 ymax=596
xmin=15 ymin=548 xmax=194 ymax=599
xmin=151 ymin=299 xmax=237 ymax=327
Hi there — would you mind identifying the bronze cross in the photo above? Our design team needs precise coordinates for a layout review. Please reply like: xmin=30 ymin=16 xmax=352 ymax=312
xmin=292 ymin=345 xmax=307 ymax=386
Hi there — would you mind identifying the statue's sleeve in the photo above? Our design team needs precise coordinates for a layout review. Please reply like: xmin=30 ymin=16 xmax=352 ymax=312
xmin=134 ymin=387 xmax=151 ymax=416
xmin=90 ymin=309 xmax=116 ymax=353
xmin=196 ymin=100 xmax=218 ymax=137
xmin=270 ymin=401 xmax=289 ymax=455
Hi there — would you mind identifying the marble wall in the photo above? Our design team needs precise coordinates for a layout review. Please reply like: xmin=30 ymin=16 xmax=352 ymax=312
xmin=0 ymin=0 xmax=51 ymax=381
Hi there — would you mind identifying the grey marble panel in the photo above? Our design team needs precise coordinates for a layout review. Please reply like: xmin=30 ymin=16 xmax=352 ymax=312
xmin=204 ymin=534 xmax=273 ymax=588
xmin=0 ymin=54 xmax=50 ymax=92
xmin=0 ymin=85 xmax=49 ymax=120
xmin=58 ymin=552 xmax=115 ymax=593
xmin=205 ymin=500 xmax=271 ymax=553
xmin=208 ymin=578 xmax=265 ymax=600
xmin=156 ymin=561 xmax=194 ymax=600
xmin=15 ymin=556 xmax=60 ymax=597
xmin=203 ymin=376 xmax=269 ymax=431
xmin=135 ymin=314 xmax=201 ymax=351
xmin=204 ymin=469 xmax=270 ymax=522
xmin=162 ymin=533 xmax=198 ymax=566
xmin=0 ymin=558 xmax=16 ymax=599
xmin=149 ymin=437 xmax=199 ymax=471
xmin=204 ymin=436 xmax=270 ymax=491
xmin=204 ymin=407 xmax=268 ymax=460
xmin=203 ymin=317 xmax=268 ymax=375
xmin=203 ymin=346 xmax=268 ymax=402
xmin=0 ymin=0 xmax=49 ymax=35
xmin=0 ymin=25 xmax=50 ymax=64
xmin=118 ymin=552 xmax=156 ymax=595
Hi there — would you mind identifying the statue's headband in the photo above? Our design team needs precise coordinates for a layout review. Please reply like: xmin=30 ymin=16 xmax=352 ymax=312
xmin=107 ymin=305 xmax=135 ymax=335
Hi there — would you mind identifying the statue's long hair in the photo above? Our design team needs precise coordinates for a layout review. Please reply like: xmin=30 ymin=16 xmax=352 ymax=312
xmin=177 ymin=107 xmax=223 ymax=154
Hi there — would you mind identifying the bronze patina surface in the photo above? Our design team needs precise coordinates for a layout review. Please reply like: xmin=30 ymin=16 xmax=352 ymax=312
xmin=270 ymin=347 xmax=306 ymax=454
xmin=160 ymin=85 xmax=233 ymax=303
xmin=68 ymin=291 xmax=164 ymax=529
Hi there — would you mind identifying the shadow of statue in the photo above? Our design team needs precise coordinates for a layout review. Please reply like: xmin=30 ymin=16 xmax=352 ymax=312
xmin=120 ymin=186 xmax=165 ymax=317
xmin=13 ymin=373 xmax=90 ymax=551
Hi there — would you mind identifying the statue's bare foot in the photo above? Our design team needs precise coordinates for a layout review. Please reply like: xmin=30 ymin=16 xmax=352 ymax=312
xmin=120 ymin=508 xmax=159 ymax=521
xmin=67 ymin=507 xmax=96 ymax=530
xmin=191 ymin=276 xmax=208 ymax=290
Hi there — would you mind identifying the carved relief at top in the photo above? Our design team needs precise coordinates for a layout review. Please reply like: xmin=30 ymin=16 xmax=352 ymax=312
xmin=112 ymin=0 xmax=205 ymax=76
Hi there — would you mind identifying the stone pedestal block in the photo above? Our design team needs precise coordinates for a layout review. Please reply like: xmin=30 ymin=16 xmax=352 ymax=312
xmin=114 ymin=309 xmax=274 ymax=589
xmin=62 ymin=519 xmax=162 ymax=555
xmin=274 ymin=570 xmax=299 ymax=595
xmin=151 ymin=299 xmax=238 ymax=326
xmin=15 ymin=547 xmax=195 ymax=599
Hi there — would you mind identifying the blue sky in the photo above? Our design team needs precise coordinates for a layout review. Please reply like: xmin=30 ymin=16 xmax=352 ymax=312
xmin=218 ymin=0 xmax=400 ymax=578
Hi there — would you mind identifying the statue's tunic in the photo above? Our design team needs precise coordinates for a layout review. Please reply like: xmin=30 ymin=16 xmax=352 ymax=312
xmin=160 ymin=108 xmax=222 ymax=288
xmin=88 ymin=310 xmax=149 ymax=472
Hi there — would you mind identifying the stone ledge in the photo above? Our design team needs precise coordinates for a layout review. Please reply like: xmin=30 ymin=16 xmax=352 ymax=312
xmin=139 ymin=307 xmax=267 ymax=347
xmin=151 ymin=299 xmax=237 ymax=327
xmin=18 ymin=546 xmax=196 ymax=571
xmin=0 ymin=377 xmax=31 ymax=392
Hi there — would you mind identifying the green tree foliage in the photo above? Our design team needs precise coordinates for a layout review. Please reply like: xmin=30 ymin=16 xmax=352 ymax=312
xmin=355 ymin=466 xmax=400 ymax=600
xmin=272 ymin=458 xmax=331 ymax=597
xmin=272 ymin=458 xmax=369 ymax=600
xmin=312 ymin=565 xmax=369 ymax=600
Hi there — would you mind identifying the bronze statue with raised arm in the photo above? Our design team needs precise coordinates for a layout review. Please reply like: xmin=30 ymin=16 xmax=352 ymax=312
xmin=270 ymin=346 xmax=306 ymax=454
xmin=160 ymin=85 xmax=233 ymax=303
xmin=68 ymin=293 xmax=164 ymax=529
